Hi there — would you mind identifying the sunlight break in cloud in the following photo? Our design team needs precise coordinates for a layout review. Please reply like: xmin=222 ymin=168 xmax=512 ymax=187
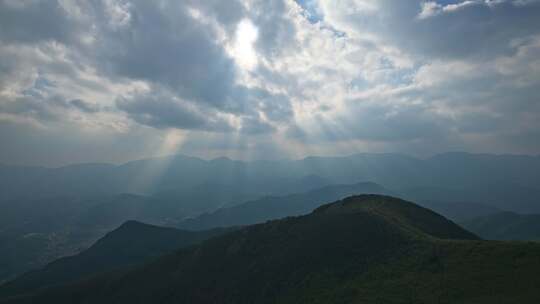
xmin=232 ymin=18 xmax=259 ymax=70
xmin=0 ymin=0 xmax=539 ymax=165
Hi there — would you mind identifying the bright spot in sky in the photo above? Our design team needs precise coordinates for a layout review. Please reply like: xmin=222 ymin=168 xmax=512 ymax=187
xmin=232 ymin=19 xmax=259 ymax=70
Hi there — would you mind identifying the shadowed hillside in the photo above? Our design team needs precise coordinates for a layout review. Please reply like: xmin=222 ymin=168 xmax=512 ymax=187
xmin=4 ymin=195 xmax=539 ymax=304
xmin=2 ymin=153 xmax=539 ymax=281
xmin=0 ymin=222 xmax=231 ymax=298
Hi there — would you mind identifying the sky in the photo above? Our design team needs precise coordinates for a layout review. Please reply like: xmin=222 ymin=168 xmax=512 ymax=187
xmin=0 ymin=0 xmax=539 ymax=166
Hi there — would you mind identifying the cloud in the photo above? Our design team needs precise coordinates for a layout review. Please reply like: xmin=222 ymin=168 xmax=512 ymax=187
xmin=239 ymin=116 xmax=276 ymax=135
xmin=320 ymin=0 xmax=540 ymax=60
xmin=0 ymin=0 xmax=540 ymax=165
xmin=418 ymin=1 xmax=478 ymax=19
xmin=89 ymin=1 xmax=241 ymax=110
xmin=0 ymin=0 xmax=77 ymax=44
xmin=69 ymin=99 xmax=100 ymax=113
xmin=116 ymin=88 xmax=234 ymax=132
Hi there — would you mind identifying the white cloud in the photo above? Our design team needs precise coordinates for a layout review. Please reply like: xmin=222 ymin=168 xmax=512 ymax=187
xmin=418 ymin=1 xmax=479 ymax=19
xmin=1 ymin=0 xmax=540 ymax=164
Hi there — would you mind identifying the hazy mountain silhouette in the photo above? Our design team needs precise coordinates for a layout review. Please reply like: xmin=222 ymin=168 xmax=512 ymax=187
xmin=400 ymin=182 xmax=540 ymax=213
xmin=0 ymin=182 xmax=384 ymax=282
xmin=1 ymin=152 xmax=539 ymax=282
xmin=1 ymin=153 xmax=539 ymax=212
xmin=0 ymin=221 xmax=232 ymax=298
xmin=405 ymin=200 xmax=501 ymax=222
xmin=4 ymin=195 xmax=540 ymax=303
xmin=175 ymin=182 xmax=393 ymax=230
xmin=462 ymin=211 xmax=540 ymax=240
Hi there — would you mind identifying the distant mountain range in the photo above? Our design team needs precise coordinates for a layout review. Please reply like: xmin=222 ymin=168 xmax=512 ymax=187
xmin=461 ymin=212 xmax=540 ymax=240
xmin=0 ymin=179 xmax=528 ymax=282
xmin=0 ymin=182 xmax=393 ymax=282
xmin=3 ymin=195 xmax=540 ymax=303
xmin=175 ymin=181 xmax=505 ymax=231
xmin=1 ymin=152 xmax=539 ymax=283
xmin=2 ymin=152 xmax=539 ymax=212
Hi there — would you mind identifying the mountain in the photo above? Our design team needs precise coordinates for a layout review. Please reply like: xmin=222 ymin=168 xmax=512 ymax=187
xmin=461 ymin=211 xmax=540 ymax=240
xmin=0 ymin=181 xmax=385 ymax=282
xmin=312 ymin=195 xmax=478 ymax=240
xmin=175 ymin=182 xmax=393 ymax=230
xmin=2 ymin=152 xmax=539 ymax=282
xmin=0 ymin=221 xmax=231 ymax=298
xmin=0 ymin=194 xmax=125 ymax=283
xmin=2 ymin=153 xmax=540 ymax=211
xmin=400 ymin=183 xmax=540 ymax=214
xmin=0 ymin=193 xmax=180 ymax=283
xmin=0 ymin=181 xmax=384 ymax=282
xmin=5 ymin=195 xmax=540 ymax=303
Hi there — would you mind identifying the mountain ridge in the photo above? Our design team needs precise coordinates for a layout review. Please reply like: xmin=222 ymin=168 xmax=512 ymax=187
xmin=313 ymin=195 xmax=478 ymax=240
xmin=5 ymin=195 xmax=537 ymax=304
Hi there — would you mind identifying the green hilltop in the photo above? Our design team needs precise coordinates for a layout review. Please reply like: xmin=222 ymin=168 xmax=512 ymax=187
xmin=2 ymin=195 xmax=540 ymax=304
